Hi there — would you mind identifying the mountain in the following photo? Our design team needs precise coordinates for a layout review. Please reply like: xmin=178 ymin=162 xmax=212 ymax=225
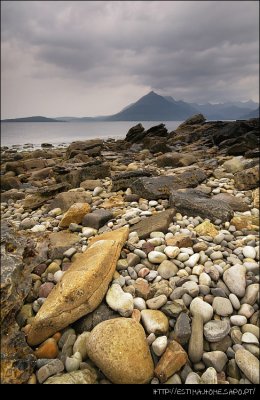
xmin=189 ymin=101 xmax=259 ymax=120
xmin=104 ymin=91 xmax=198 ymax=121
xmin=239 ymin=107 xmax=259 ymax=119
xmin=2 ymin=116 xmax=63 ymax=122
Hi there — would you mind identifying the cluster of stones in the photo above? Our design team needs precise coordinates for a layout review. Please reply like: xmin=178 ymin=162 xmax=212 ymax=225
xmin=0 ymin=117 xmax=259 ymax=384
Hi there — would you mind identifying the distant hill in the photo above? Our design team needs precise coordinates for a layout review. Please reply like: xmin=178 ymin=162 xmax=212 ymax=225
xmin=189 ymin=101 xmax=259 ymax=120
xmin=239 ymin=107 xmax=259 ymax=119
xmin=2 ymin=116 xmax=63 ymax=122
xmin=3 ymin=93 xmax=259 ymax=122
xmin=104 ymin=91 xmax=198 ymax=121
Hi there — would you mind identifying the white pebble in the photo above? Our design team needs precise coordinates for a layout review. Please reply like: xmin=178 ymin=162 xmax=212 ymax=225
xmin=152 ymin=336 xmax=168 ymax=356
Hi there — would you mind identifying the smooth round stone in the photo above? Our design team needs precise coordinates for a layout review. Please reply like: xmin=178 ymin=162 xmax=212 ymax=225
xmin=82 ymin=227 xmax=97 ymax=238
xmin=185 ymin=372 xmax=201 ymax=384
xmin=243 ymin=246 xmax=256 ymax=259
xmin=164 ymin=246 xmax=180 ymax=259
xmin=190 ymin=298 xmax=213 ymax=323
xmin=177 ymin=253 xmax=189 ymax=262
xmin=146 ymin=333 xmax=156 ymax=345
xmin=152 ymin=336 xmax=168 ymax=356
xmin=243 ymin=344 xmax=260 ymax=358
xmin=204 ymin=320 xmax=230 ymax=342
xmin=133 ymin=297 xmax=147 ymax=311
xmin=106 ymin=284 xmax=133 ymax=317
xmin=235 ymin=348 xmax=259 ymax=384
xmin=141 ymin=310 xmax=169 ymax=335
xmin=53 ymin=270 xmax=64 ymax=283
xmin=31 ymin=224 xmax=46 ymax=232
xmin=238 ymin=304 xmax=255 ymax=319
xmin=157 ymin=260 xmax=178 ymax=279
xmin=200 ymin=367 xmax=218 ymax=384
xmin=212 ymin=297 xmax=233 ymax=316
xmin=202 ymin=351 xmax=228 ymax=372
xmin=73 ymin=332 xmax=90 ymax=360
xmin=148 ymin=238 xmax=164 ymax=246
xmin=146 ymin=295 xmax=168 ymax=310
xmin=229 ymin=294 xmax=241 ymax=310
xmin=241 ymin=324 xmax=260 ymax=339
xmin=182 ymin=281 xmax=199 ymax=297
xmin=165 ymin=374 xmax=182 ymax=384
xmin=185 ymin=253 xmax=200 ymax=268
xmin=65 ymin=356 xmax=80 ymax=372
xmin=134 ymin=249 xmax=147 ymax=259
xmin=230 ymin=315 xmax=247 ymax=326
xmin=210 ymin=251 xmax=223 ymax=261
xmin=192 ymin=265 xmax=204 ymax=276
xmin=150 ymin=231 xmax=164 ymax=238
xmin=223 ymin=265 xmax=246 ymax=298
xmin=241 ymin=284 xmax=259 ymax=305
xmin=199 ymin=272 xmax=211 ymax=286
xmin=148 ymin=251 xmax=167 ymax=264
xmin=86 ymin=318 xmax=154 ymax=384
xmin=213 ymin=234 xmax=225 ymax=244
xmin=241 ymin=332 xmax=259 ymax=344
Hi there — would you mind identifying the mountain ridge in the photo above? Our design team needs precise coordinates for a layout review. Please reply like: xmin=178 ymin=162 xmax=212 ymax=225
xmin=2 ymin=92 xmax=259 ymax=122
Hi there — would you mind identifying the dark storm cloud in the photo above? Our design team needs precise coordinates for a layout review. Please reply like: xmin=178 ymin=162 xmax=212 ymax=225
xmin=1 ymin=1 xmax=259 ymax=117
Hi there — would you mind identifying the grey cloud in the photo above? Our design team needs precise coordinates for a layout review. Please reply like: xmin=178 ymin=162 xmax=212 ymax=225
xmin=1 ymin=1 xmax=259 ymax=117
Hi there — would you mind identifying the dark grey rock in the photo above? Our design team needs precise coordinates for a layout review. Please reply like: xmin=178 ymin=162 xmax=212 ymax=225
xmin=129 ymin=209 xmax=176 ymax=239
xmin=112 ymin=170 xmax=153 ymax=191
xmin=82 ymin=209 xmax=113 ymax=229
xmin=130 ymin=168 xmax=207 ymax=200
xmin=169 ymin=188 xmax=234 ymax=221
xmin=36 ymin=359 xmax=64 ymax=383
xmin=72 ymin=302 xmax=118 ymax=334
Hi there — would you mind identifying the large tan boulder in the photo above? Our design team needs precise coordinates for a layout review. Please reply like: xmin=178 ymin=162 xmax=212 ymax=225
xmin=86 ymin=318 xmax=154 ymax=384
xmin=27 ymin=226 xmax=129 ymax=346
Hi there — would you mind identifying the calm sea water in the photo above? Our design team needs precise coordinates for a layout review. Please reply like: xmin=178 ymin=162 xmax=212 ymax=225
xmin=1 ymin=121 xmax=183 ymax=148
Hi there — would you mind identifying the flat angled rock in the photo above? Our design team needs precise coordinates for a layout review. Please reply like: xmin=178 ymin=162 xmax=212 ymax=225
xmin=27 ymin=226 xmax=129 ymax=346
xmin=129 ymin=209 xmax=176 ymax=239
xmin=130 ymin=168 xmax=207 ymax=200
xmin=169 ymin=189 xmax=234 ymax=221
xmin=112 ymin=170 xmax=153 ymax=191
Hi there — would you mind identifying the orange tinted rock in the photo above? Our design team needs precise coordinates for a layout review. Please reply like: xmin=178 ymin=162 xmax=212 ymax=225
xmin=52 ymin=332 xmax=62 ymax=342
xmin=59 ymin=203 xmax=91 ymax=228
xmin=34 ymin=338 xmax=59 ymax=359
xmin=154 ymin=340 xmax=188 ymax=383
xmin=131 ymin=309 xmax=141 ymax=323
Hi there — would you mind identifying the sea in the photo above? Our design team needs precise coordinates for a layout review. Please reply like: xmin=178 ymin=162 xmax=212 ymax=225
xmin=1 ymin=121 xmax=183 ymax=149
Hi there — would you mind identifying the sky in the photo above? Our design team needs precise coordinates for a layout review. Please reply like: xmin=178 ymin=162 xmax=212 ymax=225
xmin=1 ymin=1 xmax=259 ymax=118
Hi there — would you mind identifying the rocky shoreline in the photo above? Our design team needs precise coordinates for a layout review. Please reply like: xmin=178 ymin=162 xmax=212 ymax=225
xmin=1 ymin=114 xmax=259 ymax=384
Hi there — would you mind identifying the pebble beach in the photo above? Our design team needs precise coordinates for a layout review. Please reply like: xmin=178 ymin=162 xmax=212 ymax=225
xmin=1 ymin=114 xmax=259 ymax=385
